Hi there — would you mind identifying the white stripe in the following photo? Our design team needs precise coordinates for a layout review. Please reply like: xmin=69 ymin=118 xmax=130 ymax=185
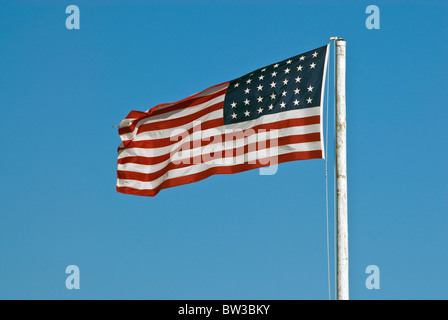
xmin=118 ymin=124 xmax=321 ymax=173
xmin=119 ymin=118 xmax=135 ymax=130
xmin=117 ymin=141 xmax=322 ymax=190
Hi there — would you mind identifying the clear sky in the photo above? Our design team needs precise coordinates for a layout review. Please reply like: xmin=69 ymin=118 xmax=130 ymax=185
xmin=0 ymin=0 xmax=447 ymax=300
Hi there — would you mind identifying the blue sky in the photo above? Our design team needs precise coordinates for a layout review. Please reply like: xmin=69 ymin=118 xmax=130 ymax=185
xmin=0 ymin=0 xmax=447 ymax=299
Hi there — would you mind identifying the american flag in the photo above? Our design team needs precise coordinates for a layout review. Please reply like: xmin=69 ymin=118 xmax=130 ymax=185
xmin=117 ymin=44 xmax=329 ymax=197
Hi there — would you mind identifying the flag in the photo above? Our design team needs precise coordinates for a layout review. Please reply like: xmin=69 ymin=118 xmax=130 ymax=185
xmin=117 ymin=44 xmax=329 ymax=197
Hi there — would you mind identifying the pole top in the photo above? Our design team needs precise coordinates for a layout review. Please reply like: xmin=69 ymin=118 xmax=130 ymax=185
xmin=330 ymin=37 xmax=345 ymax=43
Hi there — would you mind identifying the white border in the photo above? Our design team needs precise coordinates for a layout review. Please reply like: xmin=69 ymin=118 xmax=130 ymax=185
xmin=320 ymin=43 xmax=330 ymax=160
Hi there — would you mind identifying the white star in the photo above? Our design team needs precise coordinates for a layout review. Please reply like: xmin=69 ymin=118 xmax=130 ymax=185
xmin=293 ymin=99 xmax=300 ymax=106
xmin=270 ymin=93 xmax=276 ymax=100
xmin=258 ymin=75 xmax=265 ymax=81
xmin=244 ymin=98 xmax=250 ymax=105
xmin=271 ymin=71 xmax=277 ymax=77
xmin=231 ymin=112 xmax=237 ymax=119
xmin=295 ymin=76 xmax=301 ymax=83
xmin=281 ymin=90 xmax=287 ymax=97
xmin=257 ymin=96 xmax=263 ymax=103
xmin=283 ymin=79 xmax=289 ymax=85
xmin=307 ymin=85 xmax=314 ymax=92
xmin=312 ymin=52 xmax=318 ymax=58
xmin=284 ymin=68 xmax=290 ymax=74
xmin=300 ymin=56 xmax=305 ymax=61
xmin=280 ymin=102 xmax=286 ymax=108
xmin=231 ymin=102 xmax=237 ymax=108
xmin=294 ymin=88 xmax=301 ymax=94
xmin=270 ymin=81 xmax=277 ymax=88
xmin=234 ymin=82 xmax=240 ymax=88
xmin=310 ymin=62 xmax=316 ymax=69
xmin=246 ymin=78 xmax=252 ymax=84
xmin=244 ymin=110 xmax=250 ymax=117
xmin=244 ymin=88 xmax=250 ymax=94
xmin=268 ymin=104 xmax=274 ymax=110
xmin=286 ymin=59 xmax=292 ymax=64
xmin=273 ymin=63 xmax=279 ymax=68
xmin=257 ymin=107 xmax=264 ymax=114
xmin=257 ymin=84 xmax=263 ymax=91
xmin=307 ymin=97 xmax=313 ymax=104
xmin=297 ymin=65 xmax=303 ymax=71
xmin=261 ymin=68 xmax=266 ymax=72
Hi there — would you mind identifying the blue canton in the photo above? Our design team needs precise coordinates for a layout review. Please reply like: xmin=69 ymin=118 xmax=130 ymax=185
xmin=224 ymin=45 xmax=327 ymax=124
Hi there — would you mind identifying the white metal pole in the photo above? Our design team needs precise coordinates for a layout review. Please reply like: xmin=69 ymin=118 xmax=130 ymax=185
xmin=335 ymin=39 xmax=349 ymax=300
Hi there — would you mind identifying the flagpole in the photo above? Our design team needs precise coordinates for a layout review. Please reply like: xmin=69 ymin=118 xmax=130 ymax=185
xmin=335 ymin=39 xmax=349 ymax=300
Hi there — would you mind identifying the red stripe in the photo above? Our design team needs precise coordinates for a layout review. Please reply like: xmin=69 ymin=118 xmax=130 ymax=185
xmin=116 ymin=150 xmax=323 ymax=197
